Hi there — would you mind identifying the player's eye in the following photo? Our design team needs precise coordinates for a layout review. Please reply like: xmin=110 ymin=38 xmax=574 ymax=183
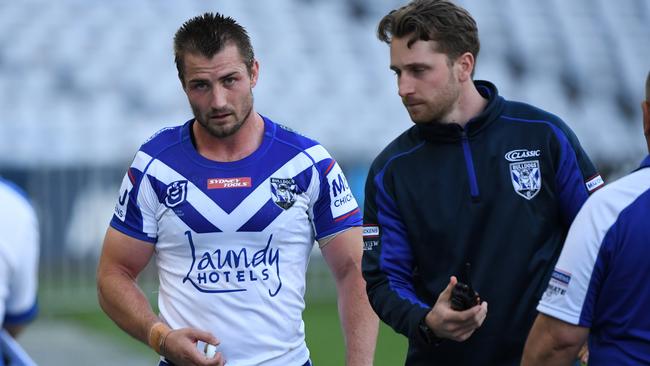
xmin=190 ymin=82 xmax=209 ymax=91
xmin=411 ymin=67 xmax=426 ymax=76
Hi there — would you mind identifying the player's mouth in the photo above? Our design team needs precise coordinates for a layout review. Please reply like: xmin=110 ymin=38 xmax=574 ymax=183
xmin=403 ymin=98 xmax=424 ymax=108
xmin=210 ymin=112 xmax=232 ymax=120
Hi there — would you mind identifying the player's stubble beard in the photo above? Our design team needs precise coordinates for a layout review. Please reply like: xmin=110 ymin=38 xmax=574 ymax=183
xmin=192 ymin=90 xmax=255 ymax=139
xmin=405 ymin=67 xmax=461 ymax=124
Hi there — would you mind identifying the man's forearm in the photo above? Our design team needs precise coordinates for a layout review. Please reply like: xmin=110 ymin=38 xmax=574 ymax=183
xmin=322 ymin=227 xmax=379 ymax=365
xmin=522 ymin=314 xmax=587 ymax=366
xmin=97 ymin=268 xmax=160 ymax=346
xmin=521 ymin=344 xmax=580 ymax=366
xmin=336 ymin=272 xmax=379 ymax=366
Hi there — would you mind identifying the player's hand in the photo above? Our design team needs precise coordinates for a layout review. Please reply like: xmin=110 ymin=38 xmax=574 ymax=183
xmin=162 ymin=327 xmax=225 ymax=366
xmin=425 ymin=276 xmax=488 ymax=342
xmin=578 ymin=342 xmax=589 ymax=365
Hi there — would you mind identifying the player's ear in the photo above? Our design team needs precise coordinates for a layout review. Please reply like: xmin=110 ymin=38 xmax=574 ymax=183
xmin=454 ymin=52 xmax=474 ymax=83
xmin=250 ymin=59 xmax=260 ymax=88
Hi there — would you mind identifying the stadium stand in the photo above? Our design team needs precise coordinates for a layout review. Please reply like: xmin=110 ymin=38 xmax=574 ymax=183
xmin=1 ymin=0 xmax=647 ymax=169
xmin=0 ymin=0 xmax=648 ymax=337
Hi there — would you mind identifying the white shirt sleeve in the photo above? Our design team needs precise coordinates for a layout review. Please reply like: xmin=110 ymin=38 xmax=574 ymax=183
xmin=0 ymin=184 xmax=39 ymax=325
xmin=537 ymin=173 xmax=645 ymax=326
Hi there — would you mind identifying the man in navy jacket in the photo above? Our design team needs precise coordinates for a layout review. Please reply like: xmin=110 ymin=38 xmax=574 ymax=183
xmin=362 ymin=1 xmax=602 ymax=365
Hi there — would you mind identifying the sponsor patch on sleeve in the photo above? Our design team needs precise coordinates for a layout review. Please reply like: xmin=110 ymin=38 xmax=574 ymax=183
xmin=114 ymin=173 xmax=134 ymax=221
xmin=363 ymin=225 xmax=379 ymax=238
xmin=551 ymin=269 xmax=571 ymax=285
xmin=326 ymin=162 xmax=358 ymax=219
xmin=585 ymin=174 xmax=604 ymax=193
xmin=542 ymin=269 xmax=571 ymax=300
xmin=362 ymin=225 xmax=380 ymax=251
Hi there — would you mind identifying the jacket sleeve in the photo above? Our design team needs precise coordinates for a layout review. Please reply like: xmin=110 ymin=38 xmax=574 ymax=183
xmin=551 ymin=121 xmax=603 ymax=228
xmin=361 ymin=161 xmax=430 ymax=342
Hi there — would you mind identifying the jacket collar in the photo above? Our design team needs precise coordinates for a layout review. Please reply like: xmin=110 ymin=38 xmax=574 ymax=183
xmin=416 ymin=80 xmax=505 ymax=142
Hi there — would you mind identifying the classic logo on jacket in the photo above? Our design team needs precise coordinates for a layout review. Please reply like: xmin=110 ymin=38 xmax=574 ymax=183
xmin=164 ymin=180 xmax=188 ymax=208
xmin=506 ymin=149 xmax=542 ymax=200
xmin=504 ymin=149 xmax=541 ymax=162
xmin=270 ymin=177 xmax=297 ymax=209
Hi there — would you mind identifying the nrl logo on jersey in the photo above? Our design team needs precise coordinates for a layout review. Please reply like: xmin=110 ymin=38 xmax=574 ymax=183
xmin=510 ymin=160 xmax=541 ymax=200
xmin=164 ymin=180 xmax=188 ymax=208
xmin=270 ymin=177 xmax=297 ymax=210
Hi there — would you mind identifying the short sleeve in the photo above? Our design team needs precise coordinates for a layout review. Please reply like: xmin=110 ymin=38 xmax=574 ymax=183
xmin=308 ymin=152 xmax=361 ymax=240
xmin=110 ymin=151 xmax=160 ymax=243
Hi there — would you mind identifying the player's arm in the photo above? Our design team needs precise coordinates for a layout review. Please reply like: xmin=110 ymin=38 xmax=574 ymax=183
xmin=97 ymin=227 xmax=160 ymax=345
xmin=521 ymin=313 xmax=589 ymax=366
xmin=321 ymin=227 xmax=378 ymax=366
xmin=97 ymin=227 xmax=224 ymax=366
xmin=362 ymin=165 xmax=486 ymax=345
xmin=551 ymin=119 xmax=603 ymax=227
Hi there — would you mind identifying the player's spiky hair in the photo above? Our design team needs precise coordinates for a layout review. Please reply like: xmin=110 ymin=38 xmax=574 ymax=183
xmin=174 ymin=12 xmax=255 ymax=85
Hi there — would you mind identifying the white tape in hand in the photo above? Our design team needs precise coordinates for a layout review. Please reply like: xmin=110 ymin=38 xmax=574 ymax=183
xmin=204 ymin=343 xmax=218 ymax=359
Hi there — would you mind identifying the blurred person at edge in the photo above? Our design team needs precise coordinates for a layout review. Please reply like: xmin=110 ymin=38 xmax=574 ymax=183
xmin=0 ymin=178 xmax=39 ymax=365
xmin=522 ymin=72 xmax=650 ymax=366
xmin=96 ymin=12 xmax=378 ymax=366
xmin=361 ymin=0 xmax=603 ymax=365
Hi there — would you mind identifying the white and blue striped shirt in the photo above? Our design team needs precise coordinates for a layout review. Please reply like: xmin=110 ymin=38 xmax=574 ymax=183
xmin=538 ymin=155 xmax=650 ymax=365
xmin=110 ymin=116 xmax=361 ymax=366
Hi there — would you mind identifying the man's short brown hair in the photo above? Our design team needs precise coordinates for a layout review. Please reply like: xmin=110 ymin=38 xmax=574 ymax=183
xmin=377 ymin=0 xmax=479 ymax=62
xmin=173 ymin=12 xmax=255 ymax=85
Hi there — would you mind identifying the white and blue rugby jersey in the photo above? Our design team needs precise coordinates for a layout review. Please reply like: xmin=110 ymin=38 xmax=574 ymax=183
xmin=0 ymin=179 xmax=39 ymax=331
xmin=538 ymin=155 xmax=650 ymax=365
xmin=110 ymin=116 xmax=361 ymax=366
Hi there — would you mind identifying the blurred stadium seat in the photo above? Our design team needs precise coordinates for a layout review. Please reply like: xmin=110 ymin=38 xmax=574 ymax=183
xmin=1 ymin=0 xmax=646 ymax=168
xmin=0 ymin=0 xmax=647 ymax=333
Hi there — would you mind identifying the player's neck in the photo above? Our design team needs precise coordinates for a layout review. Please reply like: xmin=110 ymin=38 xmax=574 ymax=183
xmin=192 ymin=112 xmax=265 ymax=162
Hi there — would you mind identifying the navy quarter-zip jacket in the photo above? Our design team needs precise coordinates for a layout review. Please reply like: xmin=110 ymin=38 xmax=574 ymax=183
xmin=362 ymin=81 xmax=602 ymax=366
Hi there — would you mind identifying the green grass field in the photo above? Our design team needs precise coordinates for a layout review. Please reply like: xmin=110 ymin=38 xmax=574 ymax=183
xmin=60 ymin=299 xmax=407 ymax=365
xmin=305 ymin=301 xmax=407 ymax=365
xmin=44 ymin=259 xmax=407 ymax=365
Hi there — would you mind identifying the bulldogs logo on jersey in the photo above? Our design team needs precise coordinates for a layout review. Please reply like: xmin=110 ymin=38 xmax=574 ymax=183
xmin=510 ymin=160 xmax=541 ymax=200
xmin=270 ymin=177 xmax=297 ymax=210
xmin=164 ymin=180 xmax=188 ymax=208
